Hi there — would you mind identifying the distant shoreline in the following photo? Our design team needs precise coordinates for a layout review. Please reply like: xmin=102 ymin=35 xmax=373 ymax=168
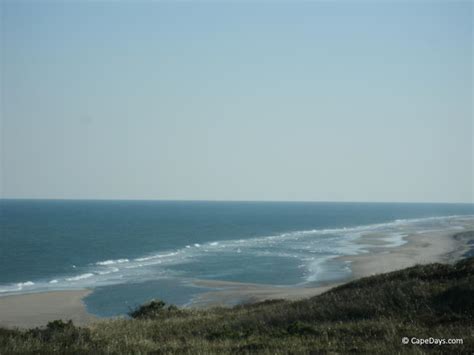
xmin=1 ymin=228 xmax=473 ymax=329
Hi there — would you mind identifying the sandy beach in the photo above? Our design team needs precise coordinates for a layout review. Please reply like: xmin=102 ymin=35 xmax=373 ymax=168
xmin=1 ymin=226 xmax=473 ymax=329
xmin=341 ymin=229 xmax=472 ymax=279
xmin=0 ymin=290 xmax=97 ymax=329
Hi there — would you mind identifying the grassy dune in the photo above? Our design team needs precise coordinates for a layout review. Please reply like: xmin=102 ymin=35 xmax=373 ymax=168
xmin=1 ymin=257 xmax=473 ymax=354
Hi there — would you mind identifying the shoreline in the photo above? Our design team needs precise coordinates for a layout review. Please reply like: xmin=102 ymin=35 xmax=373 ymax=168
xmin=187 ymin=279 xmax=341 ymax=308
xmin=1 ymin=227 xmax=473 ymax=329
xmin=339 ymin=229 xmax=472 ymax=280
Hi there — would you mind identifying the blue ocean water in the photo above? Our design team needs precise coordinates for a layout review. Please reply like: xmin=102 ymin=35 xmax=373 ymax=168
xmin=1 ymin=200 xmax=473 ymax=317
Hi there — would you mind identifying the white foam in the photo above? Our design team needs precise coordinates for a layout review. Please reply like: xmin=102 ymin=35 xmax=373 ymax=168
xmin=135 ymin=252 xmax=178 ymax=262
xmin=305 ymin=257 xmax=333 ymax=282
xmin=49 ymin=279 xmax=59 ymax=284
xmin=0 ymin=281 xmax=36 ymax=293
xmin=96 ymin=258 xmax=129 ymax=266
xmin=210 ymin=242 xmax=219 ymax=246
xmin=97 ymin=267 xmax=120 ymax=275
xmin=381 ymin=233 xmax=408 ymax=248
xmin=194 ymin=243 xmax=201 ymax=247
xmin=125 ymin=263 xmax=146 ymax=269
xmin=66 ymin=273 xmax=94 ymax=281
xmin=17 ymin=281 xmax=34 ymax=289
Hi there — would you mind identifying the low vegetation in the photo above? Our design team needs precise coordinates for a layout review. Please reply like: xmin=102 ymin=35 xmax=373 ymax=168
xmin=1 ymin=257 xmax=473 ymax=354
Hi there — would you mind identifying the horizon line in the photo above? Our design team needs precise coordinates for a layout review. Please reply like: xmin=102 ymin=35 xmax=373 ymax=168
xmin=0 ymin=197 xmax=473 ymax=205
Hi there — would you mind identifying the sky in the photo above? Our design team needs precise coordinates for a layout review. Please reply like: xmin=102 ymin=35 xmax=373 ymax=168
xmin=0 ymin=1 xmax=472 ymax=203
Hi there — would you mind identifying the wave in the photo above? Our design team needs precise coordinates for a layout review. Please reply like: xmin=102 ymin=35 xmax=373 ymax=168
xmin=66 ymin=273 xmax=95 ymax=281
xmin=97 ymin=267 xmax=119 ymax=275
xmin=0 ymin=281 xmax=35 ymax=293
xmin=135 ymin=252 xmax=179 ymax=262
xmin=18 ymin=281 xmax=34 ymax=287
xmin=96 ymin=259 xmax=129 ymax=266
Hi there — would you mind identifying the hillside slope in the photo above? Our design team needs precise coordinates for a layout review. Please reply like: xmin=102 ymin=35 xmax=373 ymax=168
xmin=1 ymin=257 xmax=473 ymax=354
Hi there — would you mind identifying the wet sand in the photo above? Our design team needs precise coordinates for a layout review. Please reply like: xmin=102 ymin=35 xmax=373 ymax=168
xmin=0 ymin=290 xmax=97 ymax=329
xmin=189 ymin=279 xmax=339 ymax=308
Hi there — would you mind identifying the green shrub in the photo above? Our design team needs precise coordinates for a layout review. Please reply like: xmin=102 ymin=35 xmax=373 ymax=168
xmin=129 ymin=299 xmax=181 ymax=319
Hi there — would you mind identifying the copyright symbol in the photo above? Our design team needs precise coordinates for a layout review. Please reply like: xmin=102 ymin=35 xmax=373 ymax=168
xmin=402 ymin=337 xmax=409 ymax=344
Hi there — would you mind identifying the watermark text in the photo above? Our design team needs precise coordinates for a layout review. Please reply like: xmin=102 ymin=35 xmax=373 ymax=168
xmin=402 ymin=337 xmax=463 ymax=346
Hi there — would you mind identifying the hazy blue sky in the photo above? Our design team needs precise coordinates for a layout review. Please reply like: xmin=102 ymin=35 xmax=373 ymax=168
xmin=1 ymin=1 xmax=472 ymax=202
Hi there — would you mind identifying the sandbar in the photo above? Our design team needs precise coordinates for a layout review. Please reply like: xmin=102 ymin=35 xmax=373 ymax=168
xmin=0 ymin=289 xmax=97 ymax=329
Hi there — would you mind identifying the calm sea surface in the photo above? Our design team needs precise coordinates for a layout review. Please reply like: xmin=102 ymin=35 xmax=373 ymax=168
xmin=1 ymin=200 xmax=473 ymax=316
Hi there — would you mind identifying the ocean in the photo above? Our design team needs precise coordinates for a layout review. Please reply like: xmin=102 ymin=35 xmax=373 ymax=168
xmin=1 ymin=199 xmax=473 ymax=317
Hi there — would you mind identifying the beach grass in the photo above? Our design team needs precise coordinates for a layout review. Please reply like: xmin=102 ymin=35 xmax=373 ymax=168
xmin=1 ymin=257 xmax=473 ymax=354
